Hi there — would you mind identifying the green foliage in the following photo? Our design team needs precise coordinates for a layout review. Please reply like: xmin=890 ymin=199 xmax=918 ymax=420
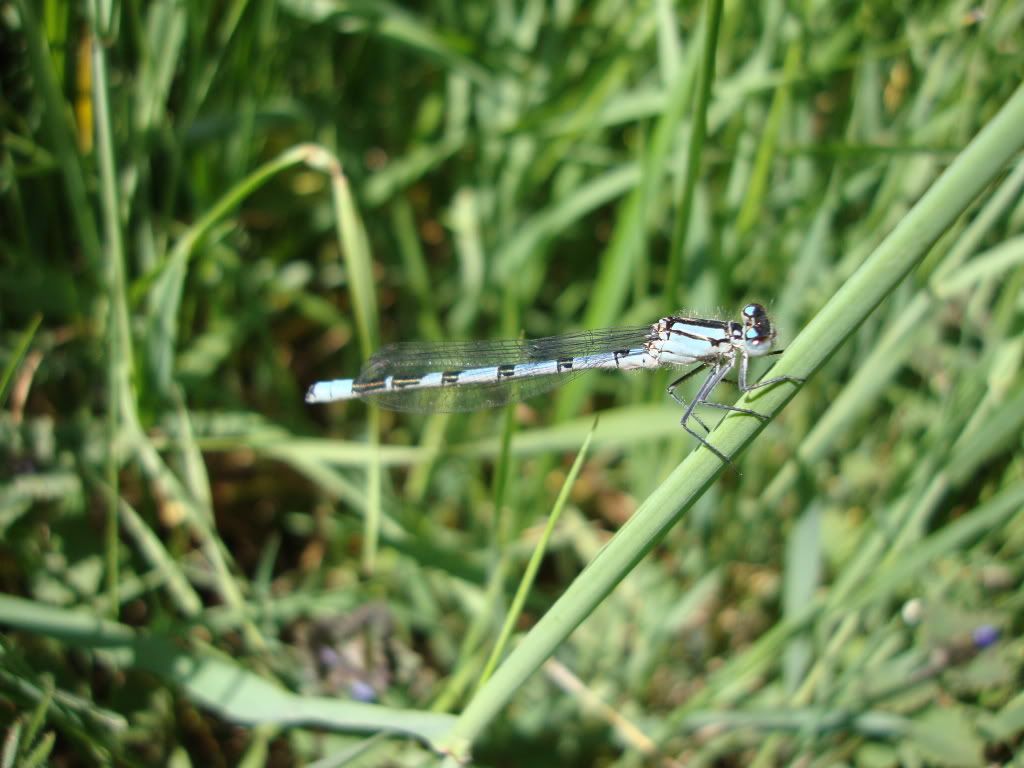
xmin=1 ymin=0 xmax=1022 ymax=765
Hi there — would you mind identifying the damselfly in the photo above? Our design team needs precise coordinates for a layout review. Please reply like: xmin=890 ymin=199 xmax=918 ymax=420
xmin=306 ymin=303 xmax=800 ymax=461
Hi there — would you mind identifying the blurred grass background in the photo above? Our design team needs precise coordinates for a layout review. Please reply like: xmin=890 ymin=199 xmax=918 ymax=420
xmin=2 ymin=0 xmax=1023 ymax=765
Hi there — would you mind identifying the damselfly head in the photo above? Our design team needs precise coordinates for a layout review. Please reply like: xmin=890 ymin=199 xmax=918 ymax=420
xmin=739 ymin=303 xmax=776 ymax=356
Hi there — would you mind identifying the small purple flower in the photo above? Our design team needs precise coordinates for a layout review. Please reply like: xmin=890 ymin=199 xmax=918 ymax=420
xmin=349 ymin=679 xmax=377 ymax=702
xmin=972 ymin=624 xmax=1000 ymax=649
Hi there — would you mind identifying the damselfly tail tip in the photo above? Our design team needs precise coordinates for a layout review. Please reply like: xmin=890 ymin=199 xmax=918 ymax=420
xmin=305 ymin=378 xmax=356 ymax=404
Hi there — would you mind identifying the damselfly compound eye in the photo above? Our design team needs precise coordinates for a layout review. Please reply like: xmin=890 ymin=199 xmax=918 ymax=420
xmin=740 ymin=304 xmax=776 ymax=356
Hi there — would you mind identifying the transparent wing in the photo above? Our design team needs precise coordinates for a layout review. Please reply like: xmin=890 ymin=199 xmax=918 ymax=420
xmin=356 ymin=325 xmax=655 ymax=413
xmin=366 ymin=373 xmax=586 ymax=412
xmin=359 ymin=326 xmax=654 ymax=377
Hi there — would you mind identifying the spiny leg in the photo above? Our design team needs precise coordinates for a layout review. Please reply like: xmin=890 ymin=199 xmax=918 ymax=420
xmin=680 ymin=420 xmax=730 ymax=463
xmin=717 ymin=350 xmax=795 ymax=390
xmin=696 ymin=399 xmax=772 ymax=420
xmin=668 ymin=361 xmax=766 ymax=439
xmin=699 ymin=354 xmax=804 ymax=422
xmin=669 ymin=356 xmax=786 ymax=431
xmin=679 ymin=361 xmax=735 ymax=463
xmin=737 ymin=352 xmax=805 ymax=393
xmin=667 ymin=365 xmax=713 ymax=434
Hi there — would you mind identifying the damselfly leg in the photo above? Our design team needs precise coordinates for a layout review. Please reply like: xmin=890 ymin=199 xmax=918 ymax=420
xmin=667 ymin=350 xmax=804 ymax=463
xmin=736 ymin=351 xmax=805 ymax=393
